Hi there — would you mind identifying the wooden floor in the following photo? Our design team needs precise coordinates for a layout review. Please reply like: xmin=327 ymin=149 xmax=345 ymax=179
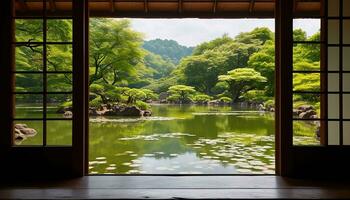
xmin=1 ymin=176 xmax=350 ymax=199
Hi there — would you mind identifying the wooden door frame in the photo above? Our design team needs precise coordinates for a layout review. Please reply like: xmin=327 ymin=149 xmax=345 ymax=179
xmin=6 ymin=0 xmax=350 ymax=178
xmin=0 ymin=0 xmax=89 ymax=179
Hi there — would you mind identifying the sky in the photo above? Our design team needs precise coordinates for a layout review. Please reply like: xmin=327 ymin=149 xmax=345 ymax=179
xmin=128 ymin=18 xmax=320 ymax=47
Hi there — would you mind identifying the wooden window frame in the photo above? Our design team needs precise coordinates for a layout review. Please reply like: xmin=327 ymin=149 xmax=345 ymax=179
xmin=13 ymin=12 xmax=74 ymax=146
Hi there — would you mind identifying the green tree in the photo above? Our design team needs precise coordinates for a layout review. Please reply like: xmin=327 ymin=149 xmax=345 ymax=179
xmin=248 ymin=40 xmax=275 ymax=96
xmin=167 ymin=85 xmax=196 ymax=103
xmin=193 ymin=94 xmax=212 ymax=104
xmin=218 ymin=68 xmax=267 ymax=102
xmin=140 ymin=89 xmax=158 ymax=101
xmin=89 ymin=19 xmax=144 ymax=86
xmin=123 ymin=88 xmax=147 ymax=104
xmin=90 ymin=84 xmax=123 ymax=104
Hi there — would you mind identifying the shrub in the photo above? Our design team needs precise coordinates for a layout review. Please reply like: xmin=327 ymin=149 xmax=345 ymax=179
xmin=193 ymin=94 xmax=212 ymax=104
xmin=89 ymin=96 xmax=102 ymax=107
xmin=219 ymin=97 xmax=232 ymax=103
xmin=242 ymin=90 xmax=268 ymax=103
xmin=264 ymin=99 xmax=275 ymax=108
xmin=135 ymin=100 xmax=150 ymax=110
xmin=59 ymin=101 xmax=72 ymax=108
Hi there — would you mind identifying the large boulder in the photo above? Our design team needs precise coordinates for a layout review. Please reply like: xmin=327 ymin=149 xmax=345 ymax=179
xmin=143 ymin=110 xmax=152 ymax=117
xmin=14 ymin=124 xmax=28 ymax=130
xmin=120 ymin=106 xmax=143 ymax=116
xmin=14 ymin=124 xmax=37 ymax=144
xmin=298 ymin=105 xmax=314 ymax=112
xmin=63 ymin=111 xmax=73 ymax=118
xmin=293 ymin=109 xmax=302 ymax=116
xmin=56 ymin=106 xmax=72 ymax=114
xmin=299 ymin=110 xmax=317 ymax=119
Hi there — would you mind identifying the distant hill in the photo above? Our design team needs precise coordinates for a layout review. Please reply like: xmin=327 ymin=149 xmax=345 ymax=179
xmin=143 ymin=39 xmax=194 ymax=64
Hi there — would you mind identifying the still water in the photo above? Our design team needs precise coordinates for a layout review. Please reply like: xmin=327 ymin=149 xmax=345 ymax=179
xmin=16 ymin=104 xmax=319 ymax=174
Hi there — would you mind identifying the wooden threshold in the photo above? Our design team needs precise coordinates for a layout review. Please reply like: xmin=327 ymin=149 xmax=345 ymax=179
xmin=1 ymin=176 xmax=350 ymax=199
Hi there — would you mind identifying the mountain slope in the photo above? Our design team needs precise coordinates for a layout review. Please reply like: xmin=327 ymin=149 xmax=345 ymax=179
xmin=143 ymin=39 xmax=194 ymax=64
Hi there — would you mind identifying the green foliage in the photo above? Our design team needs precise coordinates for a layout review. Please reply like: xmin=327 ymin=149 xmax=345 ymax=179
xmin=293 ymin=73 xmax=320 ymax=92
xmin=143 ymin=39 xmax=193 ymax=64
xmin=15 ymin=19 xmax=321 ymax=112
xmin=247 ymin=40 xmax=275 ymax=96
xmin=140 ymin=89 xmax=158 ymax=101
xmin=242 ymin=90 xmax=268 ymax=103
xmin=264 ymin=99 xmax=275 ymax=108
xmin=59 ymin=101 xmax=73 ymax=109
xmin=135 ymin=100 xmax=150 ymax=110
xmin=193 ymin=94 xmax=212 ymax=104
xmin=293 ymin=29 xmax=307 ymax=42
xmin=218 ymin=68 xmax=267 ymax=102
xmin=167 ymin=85 xmax=196 ymax=103
xmin=235 ymin=27 xmax=273 ymax=45
xmin=89 ymin=19 xmax=144 ymax=86
xmin=90 ymin=96 xmax=103 ymax=107
xmin=219 ymin=97 xmax=232 ymax=103
xmin=89 ymin=83 xmax=124 ymax=104
xmin=123 ymin=88 xmax=147 ymax=104
xmin=193 ymin=34 xmax=234 ymax=55
xmin=143 ymin=51 xmax=175 ymax=79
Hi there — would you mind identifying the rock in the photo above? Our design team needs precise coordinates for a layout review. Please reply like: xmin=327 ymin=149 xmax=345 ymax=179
xmin=208 ymin=100 xmax=219 ymax=105
xmin=309 ymin=114 xmax=318 ymax=119
xmin=14 ymin=124 xmax=38 ymax=144
xmin=299 ymin=110 xmax=317 ymax=119
xmin=258 ymin=104 xmax=265 ymax=111
xmin=14 ymin=124 xmax=28 ymax=130
xmin=14 ymin=128 xmax=26 ymax=141
xmin=293 ymin=109 xmax=300 ymax=116
xmin=63 ymin=111 xmax=73 ymax=118
xmin=56 ymin=106 xmax=72 ymax=114
xmin=143 ymin=110 xmax=152 ymax=117
xmin=103 ymin=110 xmax=117 ymax=116
xmin=120 ymin=106 xmax=143 ymax=116
xmin=160 ymin=99 xmax=167 ymax=104
xmin=298 ymin=105 xmax=314 ymax=112
xmin=20 ymin=128 xmax=37 ymax=137
xmin=89 ymin=107 xmax=100 ymax=116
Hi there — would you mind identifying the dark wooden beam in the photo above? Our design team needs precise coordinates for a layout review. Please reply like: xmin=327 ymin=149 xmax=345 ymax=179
xmin=18 ymin=0 xmax=28 ymax=11
xmin=72 ymin=0 xmax=89 ymax=177
xmin=110 ymin=0 xmax=115 ymax=13
xmin=320 ymin=0 xmax=327 ymax=145
xmin=178 ymin=0 xmax=183 ymax=13
xmin=0 ymin=0 xmax=15 ymax=149
xmin=275 ymin=0 xmax=294 ymax=176
xmin=49 ymin=0 xmax=56 ymax=12
xmin=144 ymin=0 xmax=149 ymax=13
xmin=293 ymin=0 xmax=297 ymax=14
xmin=213 ymin=0 xmax=218 ymax=13
xmin=249 ymin=0 xmax=255 ymax=13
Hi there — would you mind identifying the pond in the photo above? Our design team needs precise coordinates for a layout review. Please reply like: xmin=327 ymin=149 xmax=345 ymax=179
xmin=15 ymin=104 xmax=319 ymax=174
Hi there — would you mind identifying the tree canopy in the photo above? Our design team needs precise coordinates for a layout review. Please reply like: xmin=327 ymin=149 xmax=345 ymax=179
xmin=218 ymin=68 xmax=267 ymax=102
xmin=15 ymin=19 xmax=321 ymax=111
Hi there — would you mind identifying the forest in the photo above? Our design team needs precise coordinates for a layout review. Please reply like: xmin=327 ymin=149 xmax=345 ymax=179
xmin=15 ymin=18 xmax=320 ymax=114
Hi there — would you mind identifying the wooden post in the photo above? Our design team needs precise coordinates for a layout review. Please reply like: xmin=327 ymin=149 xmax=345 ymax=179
xmin=72 ymin=0 xmax=89 ymax=177
xmin=0 ymin=0 xmax=15 ymax=149
xmin=275 ymin=0 xmax=294 ymax=176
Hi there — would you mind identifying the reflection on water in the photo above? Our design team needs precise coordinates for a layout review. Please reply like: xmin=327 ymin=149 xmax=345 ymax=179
xmin=88 ymin=104 xmax=278 ymax=174
xmin=15 ymin=104 xmax=319 ymax=174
